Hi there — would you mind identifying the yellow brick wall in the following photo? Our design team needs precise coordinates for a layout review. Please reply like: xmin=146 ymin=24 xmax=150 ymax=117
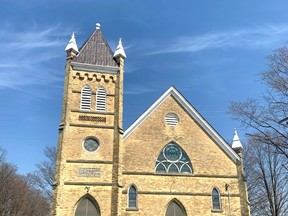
xmin=122 ymin=96 xmax=243 ymax=215
xmin=52 ymin=54 xmax=249 ymax=215
xmin=52 ymin=65 xmax=119 ymax=215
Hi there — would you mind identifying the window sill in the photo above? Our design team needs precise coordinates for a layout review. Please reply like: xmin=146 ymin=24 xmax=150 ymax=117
xmin=211 ymin=209 xmax=223 ymax=213
xmin=126 ymin=207 xmax=139 ymax=211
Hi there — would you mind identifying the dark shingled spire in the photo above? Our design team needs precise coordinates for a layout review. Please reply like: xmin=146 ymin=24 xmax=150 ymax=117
xmin=72 ymin=23 xmax=118 ymax=67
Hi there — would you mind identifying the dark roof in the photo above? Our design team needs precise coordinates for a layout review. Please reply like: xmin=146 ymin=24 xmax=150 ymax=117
xmin=72 ymin=28 xmax=118 ymax=67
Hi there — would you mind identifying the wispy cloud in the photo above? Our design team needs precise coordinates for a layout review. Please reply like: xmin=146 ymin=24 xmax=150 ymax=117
xmin=145 ymin=24 xmax=288 ymax=55
xmin=0 ymin=24 xmax=70 ymax=96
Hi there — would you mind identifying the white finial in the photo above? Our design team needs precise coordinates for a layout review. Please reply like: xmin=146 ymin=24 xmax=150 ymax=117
xmin=231 ymin=129 xmax=243 ymax=150
xmin=65 ymin=32 xmax=79 ymax=53
xmin=96 ymin=23 xmax=101 ymax=30
xmin=113 ymin=37 xmax=127 ymax=59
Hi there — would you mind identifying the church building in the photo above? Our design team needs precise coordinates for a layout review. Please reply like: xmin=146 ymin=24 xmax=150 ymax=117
xmin=51 ymin=23 xmax=250 ymax=216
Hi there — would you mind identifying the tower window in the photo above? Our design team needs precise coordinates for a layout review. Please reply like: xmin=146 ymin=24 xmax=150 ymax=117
xmin=127 ymin=185 xmax=137 ymax=209
xmin=80 ymin=85 xmax=92 ymax=110
xmin=96 ymin=87 xmax=106 ymax=112
xmin=155 ymin=143 xmax=192 ymax=174
xmin=212 ymin=188 xmax=221 ymax=210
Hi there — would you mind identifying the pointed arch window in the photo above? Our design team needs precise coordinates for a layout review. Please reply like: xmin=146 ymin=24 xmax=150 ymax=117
xmin=155 ymin=143 xmax=192 ymax=174
xmin=166 ymin=200 xmax=186 ymax=216
xmin=212 ymin=188 xmax=221 ymax=210
xmin=75 ymin=196 xmax=100 ymax=216
xmin=80 ymin=85 xmax=92 ymax=110
xmin=127 ymin=185 xmax=137 ymax=209
xmin=96 ymin=87 xmax=106 ymax=112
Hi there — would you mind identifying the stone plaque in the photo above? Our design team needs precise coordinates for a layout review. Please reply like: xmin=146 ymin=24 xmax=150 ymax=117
xmin=78 ymin=168 xmax=101 ymax=177
xmin=79 ymin=115 xmax=106 ymax=123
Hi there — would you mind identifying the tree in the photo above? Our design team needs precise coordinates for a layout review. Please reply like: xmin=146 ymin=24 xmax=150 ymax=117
xmin=230 ymin=46 xmax=288 ymax=163
xmin=29 ymin=145 xmax=56 ymax=202
xmin=230 ymin=46 xmax=288 ymax=215
xmin=0 ymin=146 xmax=6 ymax=163
xmin=244 ymin=135 xmax=288 ymax=215
xmin=0 ymin=146 xmax=50 ymax=216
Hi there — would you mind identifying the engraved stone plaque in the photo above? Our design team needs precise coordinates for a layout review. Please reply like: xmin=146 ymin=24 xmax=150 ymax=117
xmin=78 ymin=168 xmax=101 ymax=177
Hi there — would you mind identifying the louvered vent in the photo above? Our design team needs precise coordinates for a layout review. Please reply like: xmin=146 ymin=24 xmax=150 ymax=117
xmin=80 ymin=85 xmax=92 ymax=110
xmin=165 ymin=113 xmax=179 ymax=126
xmin=96 ymin=87 xmax=106 ymax=112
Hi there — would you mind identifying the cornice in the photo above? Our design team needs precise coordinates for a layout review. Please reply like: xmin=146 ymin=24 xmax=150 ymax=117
xmin=71 ymin=62 xmax=119 ymax=74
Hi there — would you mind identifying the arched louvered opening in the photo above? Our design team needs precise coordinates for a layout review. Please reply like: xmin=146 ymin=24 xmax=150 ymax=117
xmin=155 ymin=143 xmax=193 ymax=174
xmin=75 ymin=195 xmax=100 ymax=216
xmin=165 ymin=200 xmax=186 ymax=216
xmin=96 ymin=87 xmax=106 ymax=112
xmin=165 ymin=113 xmax=179 ymax=126
xmin=127 ymin=185 xmax=138 ymax=209
xmin=212 ymin=188 xmax=221 ymax=210
xmin=80 ymin=85 xmax=92 ymax=110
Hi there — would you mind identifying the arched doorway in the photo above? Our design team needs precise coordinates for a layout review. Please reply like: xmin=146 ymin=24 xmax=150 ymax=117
xmin=75 ymin=196 xmax=100 ymax=216
xmin=165 ymin=200 xmax=186 ymax=216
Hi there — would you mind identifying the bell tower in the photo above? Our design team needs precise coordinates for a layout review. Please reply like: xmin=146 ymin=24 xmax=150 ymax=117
xmin=52 ymin=23 xmax=126 ymax=216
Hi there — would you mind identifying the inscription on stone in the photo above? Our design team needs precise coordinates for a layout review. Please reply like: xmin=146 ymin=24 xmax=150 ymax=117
xmin=79 ymin=115 xmax=106 ymax=123
xmin=78 ymin=168 xmax=101 ymax=177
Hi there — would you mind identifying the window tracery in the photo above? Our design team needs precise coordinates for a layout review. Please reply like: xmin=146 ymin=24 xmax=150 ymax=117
xmin=155 ymin=143 xmax=192 ymax=174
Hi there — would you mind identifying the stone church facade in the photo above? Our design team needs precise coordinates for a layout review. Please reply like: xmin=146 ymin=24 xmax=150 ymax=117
xmin=51 ymin=24 xmax=250 ymax=216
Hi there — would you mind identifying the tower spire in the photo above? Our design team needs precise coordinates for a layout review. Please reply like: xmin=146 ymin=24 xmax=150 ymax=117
xmin=65 ymin=32 xmax=79 ymax=53
xmin=113 ymin=38 xmax=127 ymax=59
xmin=232 ymin=129 xmax=243 ymax=151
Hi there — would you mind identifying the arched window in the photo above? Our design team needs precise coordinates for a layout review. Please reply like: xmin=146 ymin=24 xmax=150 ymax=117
xmin=166 ymin=200 xmax=186 ymax=216
xmin=96 ymin=87 xmax=106 ymax=112
xmin=80 ymin=85 xmax=92 ymax=110
xmin=155 ymin=143 xmax=192 ymax=174
xmin=127 ymin=185 xmax=137 ymax=209
xmin=212 ymin=188 xmax=221 ymax=210
xmin=75 ymin=196 xmax=100 ymax=216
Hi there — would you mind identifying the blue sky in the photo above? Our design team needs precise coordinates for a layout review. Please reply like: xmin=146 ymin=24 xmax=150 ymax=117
xmin=1 ymin=0 xmax=288 ymax=174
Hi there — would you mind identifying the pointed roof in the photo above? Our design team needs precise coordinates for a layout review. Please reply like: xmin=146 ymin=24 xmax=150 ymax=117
xmin=124 ymin=86 xmax=240 ymax=163
xmin=65 ymin=32 xmax=79 ymax=53
xmin=113 ymin=38 xmax=127 ymax=59
xmin=72 ymin=23 xmax=118 ymax=67
xmin=231 ymin=129 xmax=243 ymax=150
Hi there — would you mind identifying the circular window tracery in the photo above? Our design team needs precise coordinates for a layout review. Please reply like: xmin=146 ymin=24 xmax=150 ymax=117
xmin=83 ymin=137 xmax=99 ymax=152
xmin=155 ymin=143 xmax=192 ymax=174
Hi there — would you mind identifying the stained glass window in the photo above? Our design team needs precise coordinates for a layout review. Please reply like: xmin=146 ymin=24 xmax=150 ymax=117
xmin=212 ymin=188 xmax=221 ymax=210
xmin=128 ymin=185 xmax=137 ymax=208
xmin=155 ymin=143 xmax=192 ymax=174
